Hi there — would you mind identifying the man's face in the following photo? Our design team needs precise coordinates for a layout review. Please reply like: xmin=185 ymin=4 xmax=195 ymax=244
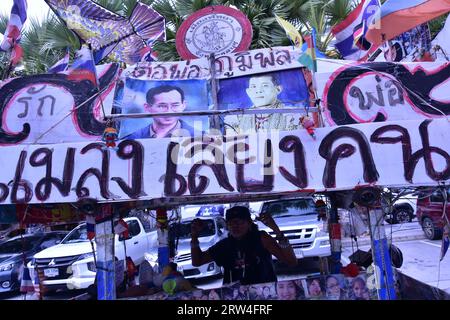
xmin=145 ymin=90 xmax=186 ymax=127
xmin=246 ymin=76 xmax=281 ymax=107
xmin=226 ymin=218 xmax=251 ymax=239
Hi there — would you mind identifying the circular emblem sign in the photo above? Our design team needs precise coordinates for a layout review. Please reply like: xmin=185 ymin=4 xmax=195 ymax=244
xmin=176 ymin=6 xmax=253 ymax=60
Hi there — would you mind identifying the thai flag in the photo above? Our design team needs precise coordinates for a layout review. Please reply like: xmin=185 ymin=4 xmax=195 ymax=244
xmin=66 ymin=45 xmax=98 ymax=85
xmin=0 ymin=0 xmax=27 ymax=51
xmin=114 ymin=219 xmax=129 ymax=239
xmin=48 ymin=50 xmax=70 ymax=74
xmin=140 ymin=47 xmax=158 ymax=62
xmin=20 ymin=266 xmax=34 ymax=293
xmin=365 ymin=0 xmax=450 ymax=49
xmin=0 ymin=0 xmax=27 ymax=65
xmin=331 ymin=0 xmax=381 ymax=60
xmin=86 ymin=215 xmax=96 ymax=240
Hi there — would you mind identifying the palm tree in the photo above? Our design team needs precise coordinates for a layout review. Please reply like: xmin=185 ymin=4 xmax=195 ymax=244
xmin=0 ymin=11 xmax=79 ymax=76
xmin=150 ymin=0 xmax=358 ymax=61
xmin=21 ymin=14 xmax=80 ymax=75
xmin=285 ymin=0 xmax=356 ymax=57
xmin=2 ymin=0 xmax=448 ymax=74
xmin=0 ymin=14 xmax=10 ymax=77
xmin=152 ymin=0 xmax=301 ymax=61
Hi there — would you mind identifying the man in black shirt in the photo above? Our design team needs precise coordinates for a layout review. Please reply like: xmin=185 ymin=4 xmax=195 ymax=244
xmin=190 ymin=206 xmax=297 ymax=285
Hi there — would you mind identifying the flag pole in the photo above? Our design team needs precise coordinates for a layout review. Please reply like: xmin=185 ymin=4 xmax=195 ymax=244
xmin=1 ymin=51 xmax=14 ymax=81
xmin=310 ymin=28 xmax=324 ymax=128
xmin=310 ymin=66 xmax=324 ymax=127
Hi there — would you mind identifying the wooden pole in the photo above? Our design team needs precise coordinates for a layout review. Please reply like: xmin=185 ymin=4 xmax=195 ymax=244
xmin=208 ymin=53 xmax=221 ymax=133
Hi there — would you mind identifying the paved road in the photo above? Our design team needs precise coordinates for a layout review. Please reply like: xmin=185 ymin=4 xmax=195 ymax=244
xmin=342 ymin=239 xmax=450 ymax=294
xmin=341 ymin=221 xmax=450 ymax=294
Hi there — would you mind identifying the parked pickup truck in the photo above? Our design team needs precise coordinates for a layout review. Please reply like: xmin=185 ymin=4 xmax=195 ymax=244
xmin=255 ymin=197 xmax=331 ymax=260
xmin=27 ymin=217 xmax=157 ymax=291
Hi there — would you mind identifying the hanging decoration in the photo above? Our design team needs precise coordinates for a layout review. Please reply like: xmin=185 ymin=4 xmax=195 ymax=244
xmin=102 ymin=120 xmax=119 ymax=150
xmin=299 ymin=115 xmax=316 ymax=139
xmin=44 ymin=0 xmax=166 ymax=64
xmin=156 ymin=208 xmax=169 ymax=272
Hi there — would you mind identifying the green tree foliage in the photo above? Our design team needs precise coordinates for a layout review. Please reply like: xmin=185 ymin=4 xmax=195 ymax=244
xmin=0 ymin=0 xmax=448 ymax=75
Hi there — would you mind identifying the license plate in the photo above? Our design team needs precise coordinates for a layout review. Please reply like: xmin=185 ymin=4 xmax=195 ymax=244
xmin=44 ymin=268 xmax=59 ymax=277
xmin=294 ymin=248 xmax=304 ymax=258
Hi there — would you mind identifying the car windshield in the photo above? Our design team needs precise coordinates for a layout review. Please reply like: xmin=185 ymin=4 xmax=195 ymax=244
xmin=173 ymin=219 xmax=216 ymax=240
xmin=261 ymin=199 xmax=317 ymax=218
xmin=0 ymin=236 xmax=42 ymax=253
xmin=62 ymin=225 xmax=89 ymax=244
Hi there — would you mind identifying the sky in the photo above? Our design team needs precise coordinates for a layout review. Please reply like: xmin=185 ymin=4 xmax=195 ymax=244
xmin=2 ymin=0 xmax=50 ymax=22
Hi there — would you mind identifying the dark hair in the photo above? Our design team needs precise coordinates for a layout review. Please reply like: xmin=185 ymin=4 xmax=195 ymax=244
xmin=226 ymin=206 xmax=252 ymax=222
xmin=146 ymin=85 xmax=185 ymax=104
xmin=307 ymin=278 xmax=324 ymax=291
xmin=248 ymin=72 xmax=280 ymax=87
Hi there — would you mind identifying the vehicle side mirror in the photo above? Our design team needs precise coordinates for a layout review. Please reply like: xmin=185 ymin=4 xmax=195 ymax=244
xmin=218 ymin=228 xmax=223 ymax=236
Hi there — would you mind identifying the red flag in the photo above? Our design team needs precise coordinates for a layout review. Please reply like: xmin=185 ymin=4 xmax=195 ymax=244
xmin=114 ymin=219 xmax=129 ymax=238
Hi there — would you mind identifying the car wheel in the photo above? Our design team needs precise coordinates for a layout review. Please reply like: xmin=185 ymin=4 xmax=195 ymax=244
xmin=422 ymin=217 xmax=442 ymax=240
xmin=392 ymin=206 xmax=413 ymax=224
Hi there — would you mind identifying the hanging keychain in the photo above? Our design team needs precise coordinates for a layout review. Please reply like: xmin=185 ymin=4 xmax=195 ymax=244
xmin=102 ymin=118 xmax=119 ymax=150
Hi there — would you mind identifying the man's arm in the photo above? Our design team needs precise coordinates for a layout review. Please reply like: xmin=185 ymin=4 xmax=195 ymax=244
xmin=257 ymin=213 xmax=297 ymax=267
xmin=190 ymin=219 xmax=214 ymax=267
xmin=260 ymin=231 xmax=297 ymax=267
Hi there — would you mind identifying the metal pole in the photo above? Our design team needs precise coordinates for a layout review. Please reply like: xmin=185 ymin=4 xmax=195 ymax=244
xmin=106 ymin=106 xmax=319 ymax=120
xmin=156 ymin=208 xmax=169 ymax=272
xmin=327 ymin=193 xmax=342 ymax=274
xmin=367 ymin=206 xmax=397 ymax=300
xmin=95 ymin=206 xmax=116 ymax=300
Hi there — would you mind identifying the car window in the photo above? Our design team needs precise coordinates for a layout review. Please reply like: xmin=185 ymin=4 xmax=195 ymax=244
xmin=39 ymin=238 xmax=59 ymax=250
xmin=62 ymin=225 xmax=89 ymax=244
xmin=430 ymin=191 xmax=444 ymax=203
xmin=261 ymin=199 xmax=317 ymax=217
xmin=127 ymin=220 xmax=141 ymax=237
xmin=217 ymin=218 xmax=226 ymax=229
xmin=173 ymin=219 xmax=216 ymax=239
xmin=0 ymin=236 xmax=42 ymax=253
xmin=429 ymin=188 xmax=450 ymax=203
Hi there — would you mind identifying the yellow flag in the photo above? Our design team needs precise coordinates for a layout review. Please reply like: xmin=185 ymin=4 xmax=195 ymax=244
xmin=275 ymin=15 xmax=303 ymax=48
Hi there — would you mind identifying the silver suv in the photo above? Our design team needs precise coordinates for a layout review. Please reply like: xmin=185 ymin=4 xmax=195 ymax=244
xmin=255 ymin=197 xmax=331 ymax=260
xmin=171 ymin=215 xmax=227 ymax=279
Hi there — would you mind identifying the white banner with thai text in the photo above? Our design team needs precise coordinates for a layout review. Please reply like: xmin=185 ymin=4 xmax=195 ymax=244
xmin=0 ymin=118 xmax=448 ymax=204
